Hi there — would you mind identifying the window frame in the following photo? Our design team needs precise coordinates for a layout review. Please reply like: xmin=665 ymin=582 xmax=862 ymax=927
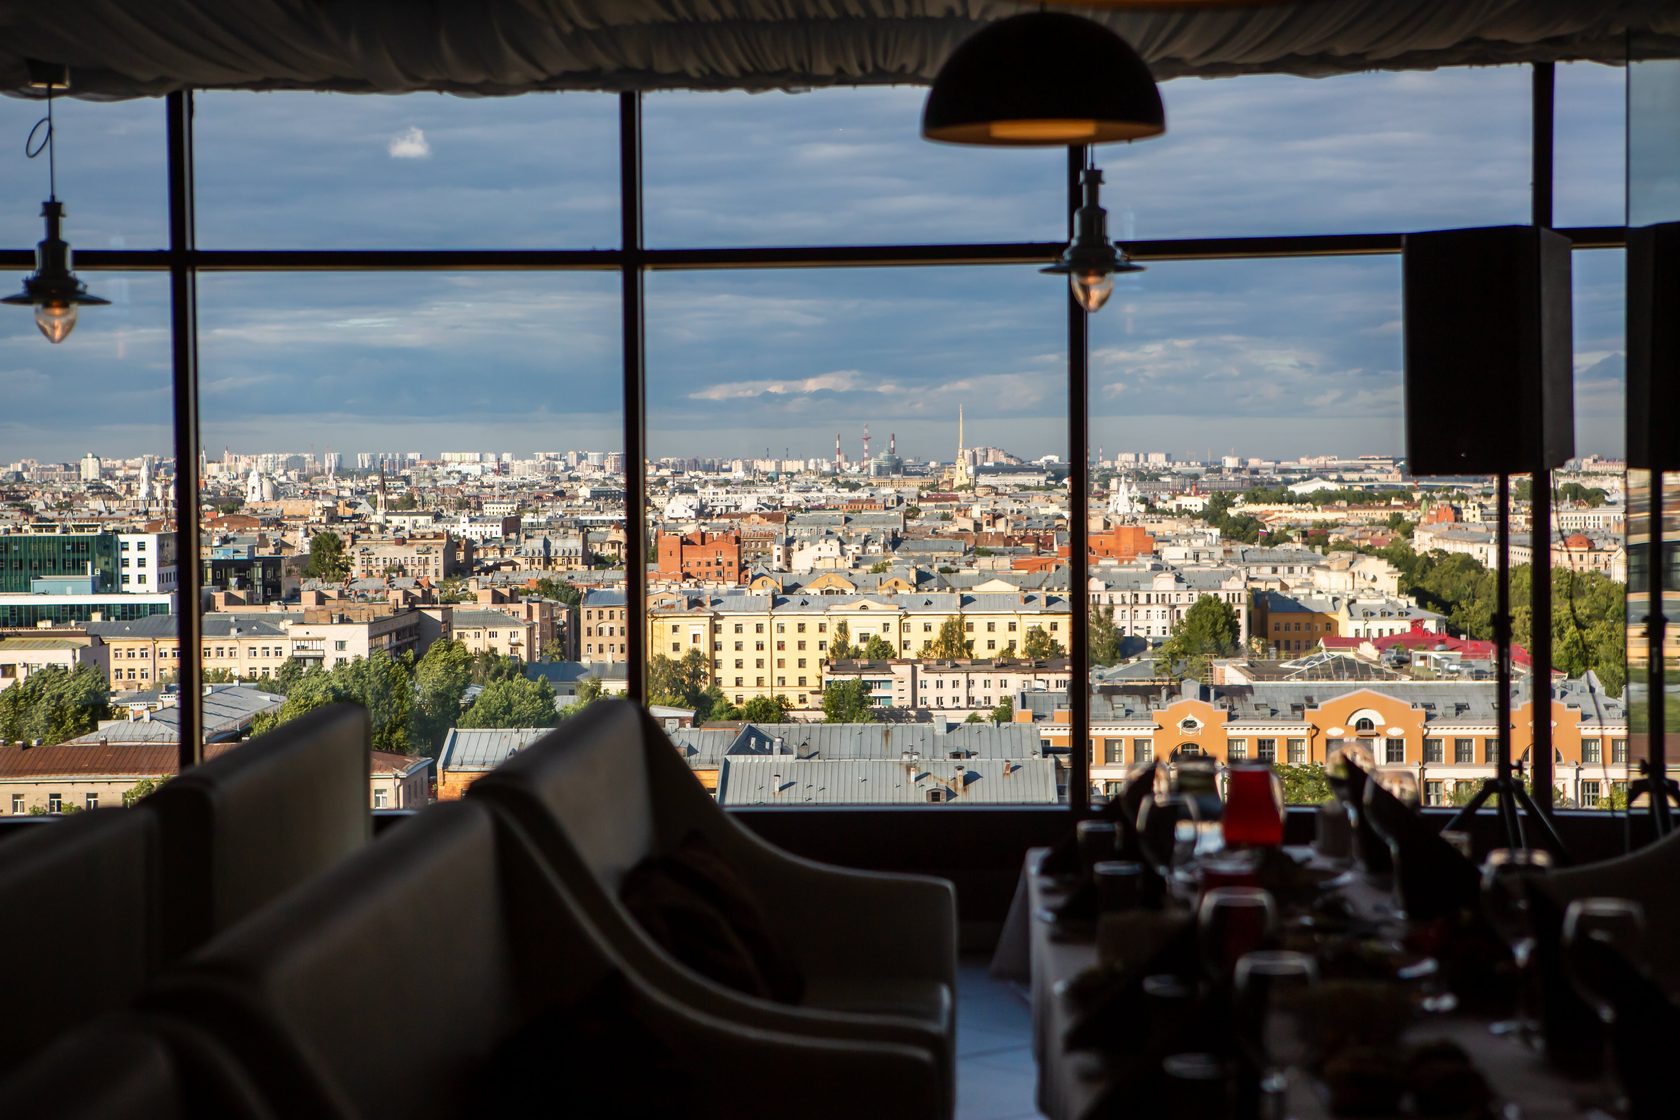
xmin=7 ymin=74 xmax=1622 ymax=815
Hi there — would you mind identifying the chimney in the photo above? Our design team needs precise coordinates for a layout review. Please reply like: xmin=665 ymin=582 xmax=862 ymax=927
xmin=772 ymin=735 xmax=785 ymax=757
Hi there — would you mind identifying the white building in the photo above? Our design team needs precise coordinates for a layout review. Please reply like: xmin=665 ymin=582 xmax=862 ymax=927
xmin=118 ymin=533 xmax=179 ymax=595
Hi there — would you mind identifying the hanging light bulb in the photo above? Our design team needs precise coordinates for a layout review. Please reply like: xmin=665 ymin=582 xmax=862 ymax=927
xmin=3 ymin=64 xmax=107 ymax=344
xmin=1042 ymin=167 xmax=1142 ymax=314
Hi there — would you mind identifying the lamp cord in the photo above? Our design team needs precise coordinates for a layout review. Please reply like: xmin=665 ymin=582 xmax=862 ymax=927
xmin=24 ymin=83 xmax=56 ymax=201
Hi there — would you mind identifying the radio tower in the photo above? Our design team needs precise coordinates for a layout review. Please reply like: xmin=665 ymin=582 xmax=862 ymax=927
xmin=889 ymin=432 xmax=896 ymax=457
xmin=862 ymin=424 xmax=871 ymax=464
xmin=834 ymin=432 xmax=843 ymax=473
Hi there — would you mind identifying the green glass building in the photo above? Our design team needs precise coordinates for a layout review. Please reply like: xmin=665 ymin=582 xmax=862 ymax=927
xmin=0 ymin=534 xmax=121 ymax=594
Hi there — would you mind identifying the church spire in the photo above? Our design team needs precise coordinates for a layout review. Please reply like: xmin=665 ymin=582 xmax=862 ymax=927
xmin=953 ymin=406 xmax=973 ymax=490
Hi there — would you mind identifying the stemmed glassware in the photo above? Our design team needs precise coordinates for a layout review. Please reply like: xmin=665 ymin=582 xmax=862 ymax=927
xmin=1562 ymin=897 xmax=1647 ymax=1116
xmin=1480 ymin=847 xmax=1554 ymax=1039
xmin=1235 ymin=950 xmax=1320 ymax=1119
xmin=1139 ymin=793 xmax=1199 ymax=902
xmin=1360 ymin=768 xmax=1420 ymax=915
xmin=1198 ymin=886 xmax=1278 ymax=985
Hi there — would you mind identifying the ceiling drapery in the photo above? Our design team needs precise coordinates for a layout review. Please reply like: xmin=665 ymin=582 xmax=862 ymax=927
xmin=1 ymin=0 xmax=1677 ymax=99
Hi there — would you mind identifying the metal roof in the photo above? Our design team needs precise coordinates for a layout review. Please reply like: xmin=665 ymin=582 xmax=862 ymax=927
xmin=437 ymin=727 xmax=553 ymax=773
xmin=722 ymin=721 xmax=1044 ymax=761
xmin=63 ymin=685 xmax=284 ymax=745
xmin=717 ymin=757 xmax=1058 ymax=806
xmin=0 ymin=636 xmax=90 ymax=651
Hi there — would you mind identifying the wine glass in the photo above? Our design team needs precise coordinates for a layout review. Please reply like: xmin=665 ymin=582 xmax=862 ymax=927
xmin=1361 ymin=769 xmax=1421 ymax=916
xmin=1139 ymin=793 xmax=1195 ymax=901
xmin=1480 ymin=848 xmax=1554 ymax=1039
xmin=1563 ymin=897 xmax=1647 ymax=1115
xmin=1235 ymin=950 xmax=1320 ymax=1118
xmin=1198 ymin=886 xmax=1277 ymax=984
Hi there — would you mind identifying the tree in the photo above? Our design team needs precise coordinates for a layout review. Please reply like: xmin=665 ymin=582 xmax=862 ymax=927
xmin=991 ymin=696 xmax=1015 ymax=724
xmin=469 ymin=650 xmax=524 ymax=685
xmin=412 ymin=639 xmax=472 ymax=754
xmin=828 ymin=621 xmax=856 ymax=662
xmin=247 ymin=650 xmax=416 ymax=754
xmin=1274 ymin=763 xmax=1333 ymax=806
xmin=997 ymin=641 xmax=1018 ymax=661
xmin=459 ymin=676 xmax=559 ymax=729
xmin=1089 ymin=604 xmax=1124 ymax=668
xmin=304 ymin=531 xmax=350 ymax=582
xmin=1022 ymin=626 xmax=1064 ymax=660
xmin=868 ymin=560 xmax=890 ymax=574
xmin=1156 ymin=595 xmax=1241 ymax=682
xmin=123 ymin=775 xmax=169 ymax=808
xmin=822 ymin=679 xmax=875 ymax=723
xmin=965 ymin=712 xmax=985 ymax=723
xmin=741 ymin=695 xmax=794 ymax=723
xmin=647 ymin=649 xmax=712 ymax=712
xmin=860 ymin=634 xmax=896 ymax=661
xmin=926 ymin=616 xmax=973 ymax=660
xmin=557 ymin=675 xmax=607 ymax=721
xmin=531 ymin=576 xmax=582 ymax=607
xmin=0 ymin=664 xmax=111 ymax=745
xmin=255 ymin=657 xmax=309 ymax=695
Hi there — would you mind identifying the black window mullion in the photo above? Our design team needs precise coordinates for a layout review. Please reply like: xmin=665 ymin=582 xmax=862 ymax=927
xmin=1067 ymin=146 xmax=1091 ymax=814
xmin=167 ymin=89 xmax=204 ymax=771
xmin=621 ymin=91 xmax=648 ymax=705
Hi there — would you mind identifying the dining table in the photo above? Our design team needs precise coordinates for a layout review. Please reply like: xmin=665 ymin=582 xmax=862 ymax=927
xmin=1005 ymin=846 xmax=1600 ymax=1120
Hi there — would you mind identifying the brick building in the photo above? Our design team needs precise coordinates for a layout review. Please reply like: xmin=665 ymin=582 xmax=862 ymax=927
xmin=656 ymin=529 xmax=744 ymax=584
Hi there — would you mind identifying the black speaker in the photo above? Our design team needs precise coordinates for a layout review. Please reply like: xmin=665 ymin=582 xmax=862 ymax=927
xmin=1403 ymin=225 xmax=1574 ymax=476
xmin=1628 ymin=222 xmax=1680 ymax=470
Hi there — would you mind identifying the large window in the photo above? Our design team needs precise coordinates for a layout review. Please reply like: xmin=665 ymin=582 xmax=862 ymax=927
xmin=0 ymin=59 xmax=1637 ymax=814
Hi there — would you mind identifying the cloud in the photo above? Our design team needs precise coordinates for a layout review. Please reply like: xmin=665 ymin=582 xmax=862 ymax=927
xmin=689 ymin=370 xmax=882 ymax=401
xmin=387 ymin=126 xmax=431 ymax=159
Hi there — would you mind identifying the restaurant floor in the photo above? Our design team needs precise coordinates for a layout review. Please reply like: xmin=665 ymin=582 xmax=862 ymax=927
xmin=956 ymin=957 xmax=1044 ymax=1120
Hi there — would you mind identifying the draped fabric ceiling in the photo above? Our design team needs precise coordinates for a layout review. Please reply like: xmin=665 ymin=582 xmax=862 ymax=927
xmin=1 ymin=0 xmax=1677 ymax=100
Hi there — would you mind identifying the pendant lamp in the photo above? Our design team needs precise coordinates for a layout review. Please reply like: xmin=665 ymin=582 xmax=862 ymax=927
xmin=922 ymin=11 xmax=1165 ymax=146
xmin=1042 ymin=167 xmax=1143 ymax=312
xmin=4 ymin=63 xmax=107 ymax=344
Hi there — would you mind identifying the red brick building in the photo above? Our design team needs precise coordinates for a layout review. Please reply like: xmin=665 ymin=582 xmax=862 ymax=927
xmin=656 ymin=529 xmax=744 ymax=583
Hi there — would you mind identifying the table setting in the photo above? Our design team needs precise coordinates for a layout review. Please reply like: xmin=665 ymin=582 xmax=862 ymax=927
xmin=1015 ymin=751 xmax=1675 ymax=1120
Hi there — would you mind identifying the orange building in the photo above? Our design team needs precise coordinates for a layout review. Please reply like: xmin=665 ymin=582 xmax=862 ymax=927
xmin=1088 ymin=526 xmax=1156 ymax=563
xmin=1060 ymin=678 xmax=1628 ymax=810
xmin=656 ymin=529 xmax=744 ymax=584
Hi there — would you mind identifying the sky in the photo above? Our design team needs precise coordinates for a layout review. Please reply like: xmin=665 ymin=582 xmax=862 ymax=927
xmin=0 ymin=61 xmax=1630 ymax=466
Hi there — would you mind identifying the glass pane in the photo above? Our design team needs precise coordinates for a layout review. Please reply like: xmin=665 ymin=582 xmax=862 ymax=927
xmin=1628 ymin=43 xmax=1680 ymax=227
xmin=646 ymin=266 xmax=1069 ymax=804
xmin=1554 ymin=62 xmax=1625 ymax=229
xmin=643 ymin=88 xmax=1063 ymax=247
xmin=1113 ymin=67 xmax=1531 ymax=240
xmin=1086 ymin=256 xmax=1403 ymax=803
xmin=0 ymin=272 xmax=178 ymax=813
xmin=193 ymin=92 xmax=619 ymax=248
xmin=1626 ymin=35 xmax=1680 ymax=809
xmin=1545 ymin=248 xmax=1625 ymax=809
xmin=0 ymin=96 xmax=166 ymax=250
xmin=196 ymin=272 xmax=621 ymax=774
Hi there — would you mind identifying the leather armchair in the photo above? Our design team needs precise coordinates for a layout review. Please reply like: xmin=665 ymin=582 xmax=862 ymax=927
xmin=145 ymin=800 xmax=940 ymax=1120
xmin=143 ymin=703 xmax=372 ymax=960
xmin=0 ymin=1013 xmax=271 ymax=1120
xmin=0 ymin=808 xmax=159 ymax=1075
xmin=467 ymin=699 xmax=958 ymax=1116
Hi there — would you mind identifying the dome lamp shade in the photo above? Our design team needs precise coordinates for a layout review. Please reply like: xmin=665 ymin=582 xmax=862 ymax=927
xmin=922 ymin=12 xmax=1166 ymax=146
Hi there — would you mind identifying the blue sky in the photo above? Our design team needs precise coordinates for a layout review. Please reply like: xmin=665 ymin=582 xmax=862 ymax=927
xmin=0 ymin=62 xmax=1628 ymax=465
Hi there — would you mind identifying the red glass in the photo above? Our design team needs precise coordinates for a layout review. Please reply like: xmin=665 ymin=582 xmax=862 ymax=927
xmin=1223 ymin=764 xmax=1285 ymax=847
